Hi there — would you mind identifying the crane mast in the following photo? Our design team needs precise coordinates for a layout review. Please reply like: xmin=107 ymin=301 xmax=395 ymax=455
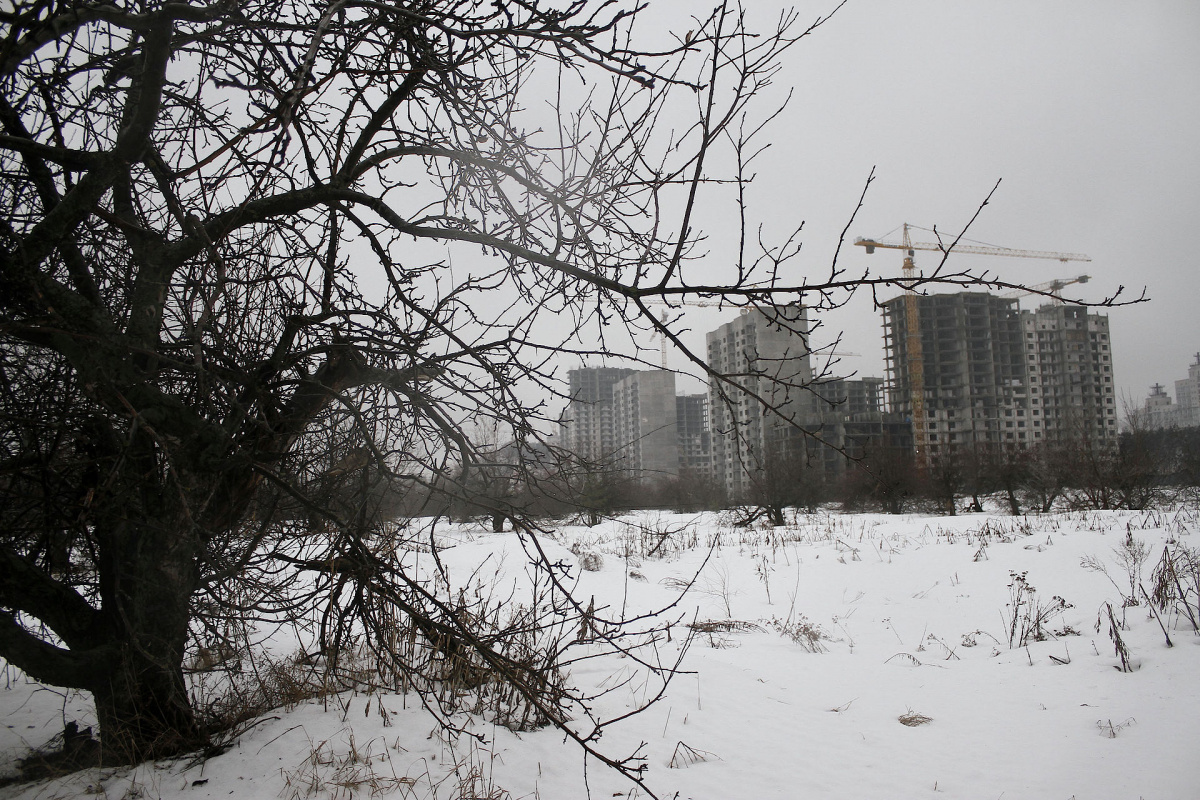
xmin=643 ymin=297 xmax=732 ymax=369
xmin=898 ymin=225 xmax=928 ymax=465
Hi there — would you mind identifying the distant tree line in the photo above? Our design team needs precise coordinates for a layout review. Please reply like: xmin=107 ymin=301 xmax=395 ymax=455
xmin=451 ymin=425 xmax=1200 ymax=529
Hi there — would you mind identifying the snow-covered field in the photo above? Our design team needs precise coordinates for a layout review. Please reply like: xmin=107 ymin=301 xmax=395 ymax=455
xmin=3 ymin=507 xmax=1199 ymax=799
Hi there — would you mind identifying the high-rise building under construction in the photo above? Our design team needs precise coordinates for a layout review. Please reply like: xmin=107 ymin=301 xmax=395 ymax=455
xmin=562 ymin=367 xmax=709 ymax=480
xmin=561 ymin=367 xmax=635 ymax=463
xmin=882 ymin=292 xmax=1029 ymax=454
xmin=882 ymin=292 xmax=1116 ymax=454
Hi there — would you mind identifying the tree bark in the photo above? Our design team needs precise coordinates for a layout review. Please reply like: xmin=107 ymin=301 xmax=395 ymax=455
xmin=87 ymin=462 xmax=203 ymax=763
xmin=92 ymin=646 xmax=197 ymax=764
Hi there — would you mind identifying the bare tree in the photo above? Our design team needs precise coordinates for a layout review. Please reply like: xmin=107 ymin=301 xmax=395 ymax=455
xmin=840 ymin=435 xmax=919 ymax=514
xmin=928 ymin=446 xmax=965 ymax=515
xmin=0 ymin=0 xmax=846 ymax=779
xmin=735 ymin=434 xmax=823 ymax=525
xmin=987 ymin=442 xmax=1030 ymax=516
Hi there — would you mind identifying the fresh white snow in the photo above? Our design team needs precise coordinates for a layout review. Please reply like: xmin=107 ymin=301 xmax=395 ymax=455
xmin=3 ymin=507 xmax=1198 ymax=799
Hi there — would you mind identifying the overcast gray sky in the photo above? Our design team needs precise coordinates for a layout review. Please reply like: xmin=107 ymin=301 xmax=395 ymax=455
xmin=647 ymin=0 xmax=1200 ymax=409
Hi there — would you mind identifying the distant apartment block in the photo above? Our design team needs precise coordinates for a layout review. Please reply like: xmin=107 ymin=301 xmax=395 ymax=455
xmin=562 ymin=367 xmax=711 ymax=482
xmin=1141 ymin=353 xmax=1200 ymax=430
xmin=1179 ymin=354 xmax=1200 ymax=410
xmin=839 ymin=376 xmax=886 ymax=418
xmin=676 ymin=393 xmax=712 ymax=478
xmin=612 ymin=370 xmax=679 ymax=479
xmin=801 ymin=376 xmax=910 ymax=478
xmin=561 ymin=367 xmax=634 ymax=463
xmin=562 ymin=293 xmax=1122 ymax=496
xmin=1021 ymin=304 xmax=1118 ymax=445
xmin=705 ymin=305 xmax=815 ymax=498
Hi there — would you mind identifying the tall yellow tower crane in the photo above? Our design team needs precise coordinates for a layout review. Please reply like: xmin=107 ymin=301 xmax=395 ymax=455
xmin=854 ymin=223 xmax=1091 ymax=464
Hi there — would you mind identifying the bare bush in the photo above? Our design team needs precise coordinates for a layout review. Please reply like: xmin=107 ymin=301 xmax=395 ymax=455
xmin=1149 ymin=544 xmax=1200 ymax=631
xmin=769 ymin=615 xmax=829 ymax=653
xmin=1002 ymin=571 xmax=1073 ymax=648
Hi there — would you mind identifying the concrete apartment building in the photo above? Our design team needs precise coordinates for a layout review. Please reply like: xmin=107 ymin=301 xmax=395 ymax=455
xmin=840 ymin=376 xmax=886 ymax=418
xmin=561 ymin=367 xmax=634 ymax=463
xmin=1020 ymin=304 xmax=1118 ymax=446
xmin=882 ymin=293 xmax=1030 ymax=454
xmin=563 ymin=293 xmax=1122 ymax=496
xmin=1141 ymin=353 xmax=1200 ymax=430
xmin=882 ymin=292 xmax=1118 ymax=455
xmin=676 ymin=393 xmax=712 ymax=478
xmin=611 ymin=370 xmax=679 ymax=479
xmin=800 ymin=376 xmax=910 ymax=478
xmin=705 ymin=305 xmax=815 ymax=499
xmin=1180 ymin=354 xmax=1200 ymax=411
xmin=563 ymin=367 xmax=712 ymax=481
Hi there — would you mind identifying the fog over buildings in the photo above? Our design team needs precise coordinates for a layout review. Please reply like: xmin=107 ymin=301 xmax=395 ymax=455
xmin=560 ymin=288 xmax=1138 ymax=499
xmin=627 ymin=1 xmax=1198 ymax=413
xmin=1141 ymin=354 xmax=1200 ymax=431
xmin=557 ymin=3 xmax=1199 ymax=494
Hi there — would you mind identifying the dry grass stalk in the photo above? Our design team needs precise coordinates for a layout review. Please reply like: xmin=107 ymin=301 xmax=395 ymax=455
xmin=769 ymin=615 xmax=829 ymax=653
xmin=1099 ymin=602 xmax=1134 ymax=673
xmin=687 ymin=620 xmax=763 ymax=634
xmin=668 ymin=741 xmax=719 ymax=769
xmin=898 ymin=709 xmax=933 ymax=727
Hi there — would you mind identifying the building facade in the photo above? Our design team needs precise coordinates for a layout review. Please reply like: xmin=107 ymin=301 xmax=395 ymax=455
xmin=561 ymin=367 xmax=714 ymax=483
xmin=705 ymin=305 xmax=815 ymax=499
xmin=561 ymin=367 xmax=635 ymax=463
xmin=1178 ymin=354 xmax=1200 ymax=411
xmin=882 ymin=293 xmax=1119 ymax=455
xmin=676 ymin=393 xmax=712 ymax=478
xmin=883 ymin=292 xmax=1030 ymax=455
xmin=1020 ymin=304 xmax=1118 ymax=446
xmin=612 ymin=370 xmax=679 ymax=479
xmin=1141 ymin=353 xmax=1200 ymax=430
xmin=793 ymin=376 xmax=908 ymax=480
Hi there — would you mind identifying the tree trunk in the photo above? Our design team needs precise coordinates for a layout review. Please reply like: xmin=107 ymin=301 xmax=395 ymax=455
xmin=90 ymin=488 xmax=203 ymax=764
xmin=92 ymin=647 xmax=197 ymax=764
